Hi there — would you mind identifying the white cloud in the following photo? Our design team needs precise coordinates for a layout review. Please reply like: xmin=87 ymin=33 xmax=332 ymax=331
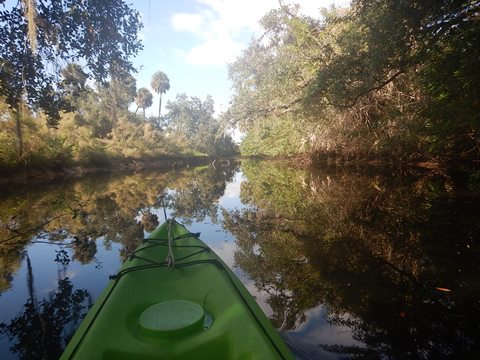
xmin=172 ymin=12 xmax=205 ymax=32
xmin=185 ymin=36 xmax=244 ymax=65
xmin=222 ymin=173 xmax=242 ymax=198
xmin=197 ymin=0 xmax=275 ymax=35
xmin=172 ymin=0 xmax=351 ymax=66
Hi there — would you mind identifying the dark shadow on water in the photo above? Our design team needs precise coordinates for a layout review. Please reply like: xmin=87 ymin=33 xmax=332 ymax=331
xmin=223 ymin=160 xmax=480 ymax=359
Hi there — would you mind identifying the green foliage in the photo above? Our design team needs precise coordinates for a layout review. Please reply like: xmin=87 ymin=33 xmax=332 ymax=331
xmin=0 ymin=71 xmax=226 ymax=171
xmin=0 ymin=1 xmax=235 ymax=168
xmin=71 ymin=89 xmax=113 ymax=139
xmin=60 ymin=63 xmax=88 ymax=111
xmin=212 ymin=134 xmax=239 ymax=157
xmin=0 ymin=118 xmax=18 ymax=167
xmin=228 ymin=1 xmax=480 ymax=160
xmin=151 ymin=71 xmax=171 ymax=95
xmin=0 ymin=0 xmax=143 ymax=126
xmin=165 ymin=94 xmax=239 ymax=157
xmin=77 ymin=145 xmax=111 ymax=168
xmin=135 ymin=87 xmax=153 ymax=117
xmin=420 ymin=17 xmax=480 ymax=155
xmin=240 ymin=114 xmax=306 ymax=156
xmin=151 ymin=70 xmax=170 ymax=117
xmin=0 ymin=105 xmax=74 ymax=170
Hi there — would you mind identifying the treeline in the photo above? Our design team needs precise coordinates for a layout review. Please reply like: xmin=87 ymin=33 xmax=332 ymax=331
xmin=0 ymin=67 xmax=237 ymax=172
xmin=227 ymin=0 xmax=480 ymax=161
xmin=0 ymin=1 xmax=237 ymax=173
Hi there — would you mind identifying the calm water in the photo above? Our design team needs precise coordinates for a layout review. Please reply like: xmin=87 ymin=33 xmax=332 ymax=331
xmin=1 ymin=160 xmax=480 ymax=359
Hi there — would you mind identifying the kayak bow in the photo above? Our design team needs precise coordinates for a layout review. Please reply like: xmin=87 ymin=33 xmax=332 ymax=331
xmin=61 ymin=219 xmax=294 ymax=359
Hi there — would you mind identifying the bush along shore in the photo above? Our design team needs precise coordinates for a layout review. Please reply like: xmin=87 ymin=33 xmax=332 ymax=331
xmin=0 ymin=154 xmax=221 ymax=186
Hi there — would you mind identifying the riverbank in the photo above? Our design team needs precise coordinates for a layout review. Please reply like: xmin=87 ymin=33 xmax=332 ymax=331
xmin=2 ymin=151 xmax=479 ymax=189
xmin=304 ymin=149 xmax=480 ymax=171
xmin=248 ymin=151 xmax=480 ymax=178
xmin=0 ymin=155 xmax=217 ymax=187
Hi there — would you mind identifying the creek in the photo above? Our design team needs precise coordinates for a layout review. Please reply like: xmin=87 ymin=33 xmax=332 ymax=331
xmin=1 ymin=160 xmax=479 ymax=359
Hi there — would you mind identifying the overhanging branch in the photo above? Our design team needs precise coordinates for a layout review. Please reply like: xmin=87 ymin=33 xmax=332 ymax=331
xmin=326 ymin=70 xmax=404 ymax=109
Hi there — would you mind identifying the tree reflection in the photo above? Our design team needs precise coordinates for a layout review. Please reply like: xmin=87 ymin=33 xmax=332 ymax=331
xmin=0 ymin=165 xmax=239 ymax=294
xmin=0 ymin=171 xmax=174 ymax=290
xmin=224 ymin=160 xmax=480 ymax=359
xmin=165 ymin=164 xmax=238 ymax=223
xmin=0 ymin=255 xmax=92 ymax=360
xmin=71 ymin=236 xmax=97 ymax=264
xmin=223 ymin=208 xmax=322 ymax=330
xmin=140 ymin=211 xmax=159 ymax=232
xmin=0 ymin=250 xmax=23 ymax=293
xmin=0 ymin=164 xmax=243 ymax=358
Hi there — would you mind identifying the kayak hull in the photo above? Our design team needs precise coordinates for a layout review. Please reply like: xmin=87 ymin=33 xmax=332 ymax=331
xmin=61 ymin=220 xmax=293 ymax=359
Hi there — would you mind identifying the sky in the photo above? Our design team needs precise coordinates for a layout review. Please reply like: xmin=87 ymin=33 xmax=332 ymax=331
xmin=129 ymin=0 xmax=350 ymax=116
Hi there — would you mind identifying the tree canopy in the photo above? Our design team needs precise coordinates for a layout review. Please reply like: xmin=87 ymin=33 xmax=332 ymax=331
xmin=0 ymin=0 xmax=143 ymax=126
xmin=227 ymin=0 xmax=480 ymax=160
xmin=135 ymin=87 xmax=153 ymax=117
xmin=151 ymin=70 xmax=170 ymax=117
xmin=165 ymin=94 xmax=238 ymax=156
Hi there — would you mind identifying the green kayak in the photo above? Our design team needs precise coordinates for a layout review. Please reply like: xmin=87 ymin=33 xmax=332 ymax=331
xmin=61 ymin=219 xmax=294 ymax=359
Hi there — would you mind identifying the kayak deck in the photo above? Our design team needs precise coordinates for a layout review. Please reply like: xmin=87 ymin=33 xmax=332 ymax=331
xmin=61 ymin=220 xmax=293 ymax=359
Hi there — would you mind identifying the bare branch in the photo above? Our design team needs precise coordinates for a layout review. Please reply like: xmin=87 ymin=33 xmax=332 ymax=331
xmin=0 ymin=210 xmax=81 ymax=245
xmin=326 ymin=70 xmax=404 ymax=109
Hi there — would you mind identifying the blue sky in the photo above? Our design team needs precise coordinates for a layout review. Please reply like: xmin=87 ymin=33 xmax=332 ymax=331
xmin=129 ymin=0 xmax=350 ymax=116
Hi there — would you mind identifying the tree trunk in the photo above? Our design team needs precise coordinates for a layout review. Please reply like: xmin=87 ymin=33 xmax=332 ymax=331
xmin=158 ymin=93 xmax=162 ymax=118
xmin=109 ymin=65 xmax=118 ymax=124
xmin=135 ymin=106 xmax=140 ymax=114
xmin=110 ymin=88 xmax=118 ymax=124
xmin=14 ymin=104 xmax=23 ymax=160
xmin=143 ymin=107 xmax=146 ymax=118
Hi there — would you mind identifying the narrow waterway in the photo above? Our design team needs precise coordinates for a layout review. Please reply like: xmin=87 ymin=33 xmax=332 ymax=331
xmin=1 ymin=160 xmax=479 ymax=359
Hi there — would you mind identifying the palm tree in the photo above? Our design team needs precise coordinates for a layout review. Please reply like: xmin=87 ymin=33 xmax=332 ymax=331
xmin=134 ymin=87 xmax=153 ymax=118
xmin=151 ymin=71 xmax=170 ymax=117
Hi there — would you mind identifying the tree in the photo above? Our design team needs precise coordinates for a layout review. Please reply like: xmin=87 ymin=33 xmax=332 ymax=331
xmin=227 ymin=5 xmax=319 ymax=130
xmin=151 ymin=71 xmax=170 ymax=117
xmin=0 ymin=0 xmax=143 ymax=158
xmin=59 ymin=63 xmax=89 ymax=114
xmin=62 ymin=63 xmax=138 ymax=139
xmin=135 ymin=88 xmax=153 ymax=118
xmin=61 ymin=64 xmax=87 ymax=95
xmin=165 ymin=94 xmax=213 ymax=153
xmin=164 ymin=93 xmax=238 ymax=156
xmin=228 ymin=1 xmax=480 ymax=159
xmin=104 ymin=65 xmax=137 ymax=124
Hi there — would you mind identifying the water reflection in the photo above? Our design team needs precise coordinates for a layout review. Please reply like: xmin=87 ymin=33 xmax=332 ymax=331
xmin=165 ymin=165 xmax=237 ymax=223
xmin=223 ymin=161 xmax=480 ymax=359
xmin=0 ymin=161 xmax=479 ymax=359
xmin=0 ymin=250 xmax=92 ymax=360
xmin=0 ymin=165 xmax=242 ymax=359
